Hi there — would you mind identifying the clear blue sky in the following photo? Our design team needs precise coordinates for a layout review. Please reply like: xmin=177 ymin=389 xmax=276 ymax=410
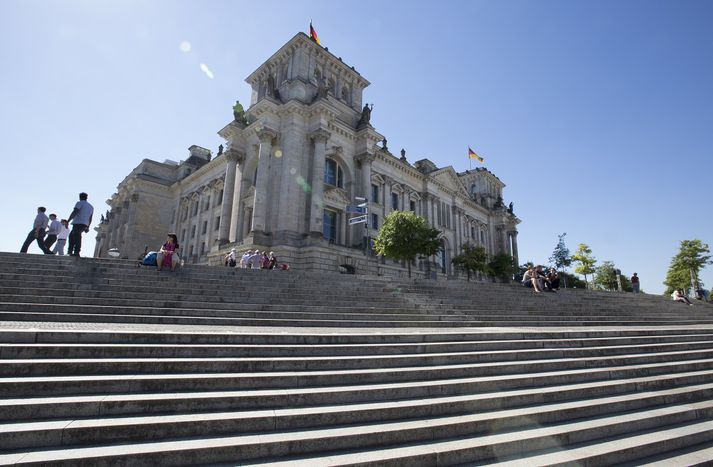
xmin=1 ymin=0 xmax=711 ymax=294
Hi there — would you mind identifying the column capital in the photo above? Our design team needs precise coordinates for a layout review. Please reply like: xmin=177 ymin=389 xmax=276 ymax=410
xmin=310 ymin=128 xmax=331 ymax=143
xmin=256 ymin=127 xmax=278 ymax=143
xmin=354 ymin=152 xmax=375 ymax=164
xmin=225 ymin=148 xmax=245 ymax=165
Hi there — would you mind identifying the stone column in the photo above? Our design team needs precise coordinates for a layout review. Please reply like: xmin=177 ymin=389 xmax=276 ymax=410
xmin=219 ymin=150 xmax=243 ymax=244
xmin=510 ymin=231 xmax=519 ymax=266
xmin=252 ymin=128 xmax=277 ymax=234
xmin=309 ymin=128 xmax=330 ymax=235
xmin=193 ymin=191 xmax=204 ymax=257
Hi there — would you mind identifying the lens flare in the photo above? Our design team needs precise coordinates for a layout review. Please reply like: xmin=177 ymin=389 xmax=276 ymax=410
xmin=274 ymin=149 xmax=283 ymax=158
xmin=200 ymin=63 xmax=214 ymax=79
xmin=289 ymin=168 xmax=297 ymax=175
xmin=179 ymin=41 xmax=191 ymax=53
xmin=296 ymin=176 xmax=311 ymax=193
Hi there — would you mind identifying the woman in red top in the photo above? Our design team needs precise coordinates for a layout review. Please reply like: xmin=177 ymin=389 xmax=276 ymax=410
xmin=157 ymin=233 xmax=179 ymax=272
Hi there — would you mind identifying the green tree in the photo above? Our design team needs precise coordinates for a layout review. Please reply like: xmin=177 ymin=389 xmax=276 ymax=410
xmin=549 ymin=233 xmax=572 ymax=287
xmin=561 ymin=271 xmax=587 ymax=289
xmin=571 ymin=243 xmax=597 ymax=288
xmin=594 ymin=261 xmax=619 ymax=291
xmin=488 ymin=253 xmax=517 ymax=282
xmin=373 ymin=211 xmax=441 ymax=278
xmin=451 ymin=244 xmax=489 ymax=281
xmin=663 ymin=239 xmax=712 ymax=295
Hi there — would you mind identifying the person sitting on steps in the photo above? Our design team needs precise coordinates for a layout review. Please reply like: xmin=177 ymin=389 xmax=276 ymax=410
xmin=522 ymin=266 xmax=543 ymax=294
xmin=672 ymin=288 xmax=693 ymax=306
xmin=156 ymin=233 xmax=180 ymax=272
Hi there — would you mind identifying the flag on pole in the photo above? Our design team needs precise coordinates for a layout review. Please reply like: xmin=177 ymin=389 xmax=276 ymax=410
xmin=309 ymin=21 xmax=321 ymax=45
xmin=468 ymin=146 xmax=484 ymax=163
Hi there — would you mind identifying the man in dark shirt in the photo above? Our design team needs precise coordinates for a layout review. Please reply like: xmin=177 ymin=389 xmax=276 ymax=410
xmin=20 ymin=207 xmax=52 ymax=254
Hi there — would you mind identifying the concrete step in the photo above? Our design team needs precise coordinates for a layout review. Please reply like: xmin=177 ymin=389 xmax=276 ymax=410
xmin=3 ymin=339 xmax=713 ymax=361
xmin=4 ymin=399 xmax=713 ymax=465
xmin=4 ymin=355 xmax=713 ymax=402
xmin=6 ymin=335 xmax=713 ymax=359
xmin=3 ymin=376 xmax=713 ymax=451
xmin=5 ymin=309 xmax=713 ymax=329
xmin=7 ymin=344 xmax=713 ymax=377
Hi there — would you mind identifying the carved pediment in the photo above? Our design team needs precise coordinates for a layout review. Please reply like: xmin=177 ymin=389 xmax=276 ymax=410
xmin=432 ymin=167 xmax=470 ymax=198
xmin=324 ymin=186 xmax=350 ymax=206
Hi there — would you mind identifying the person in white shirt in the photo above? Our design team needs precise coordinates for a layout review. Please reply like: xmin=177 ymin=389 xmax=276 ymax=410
xmin=20 ymin=206 xmax=52 ymax=254
xmin=44 ymin=214 xmax=61 ymax=254
xmin=52 ymin=219 xmax=70 ymax=256
xmin=66 ymin=192 xmax=94 ymax=257
xmin=240 ymin=250 xmax=251 ymax=268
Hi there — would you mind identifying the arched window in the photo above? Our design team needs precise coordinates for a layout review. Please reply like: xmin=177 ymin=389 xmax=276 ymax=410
xmin=324 ymin=158 xmax=344 ymax=188
xmin=470 ymin=183 xmax=477 ymax=195
xmin=328 ymin=78 xmax=336 ymax=95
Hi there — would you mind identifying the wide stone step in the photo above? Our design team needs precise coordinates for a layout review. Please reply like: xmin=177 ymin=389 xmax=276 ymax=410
xmin=5 ymin=355 xmax=713 ymax=400
xmin=6 ymin=328 xmax=713 ymax=345
xmin=5 ymin=344 xmax=713 ymax=377
xmin=3 ymin=338 xmax=713 ymax=360
xmin=4 ymin=399 xmax=713 ymax=465
xmin=5 ymin=309 xmax=713 ymax=329
xmin=3 ymin=377 xmax=713 ymax=452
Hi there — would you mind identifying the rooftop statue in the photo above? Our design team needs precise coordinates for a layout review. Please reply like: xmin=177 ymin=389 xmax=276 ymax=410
xmin=232 ymin=100 xmax=247 ymax=125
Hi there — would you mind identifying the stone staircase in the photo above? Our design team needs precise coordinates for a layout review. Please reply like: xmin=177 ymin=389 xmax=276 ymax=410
xmin=2 ymin=251 xmax=713 ymax=465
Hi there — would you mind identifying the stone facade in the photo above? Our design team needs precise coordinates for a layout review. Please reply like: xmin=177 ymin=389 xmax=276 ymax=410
xmin=94 ymin=32 xmax=520 ymax=277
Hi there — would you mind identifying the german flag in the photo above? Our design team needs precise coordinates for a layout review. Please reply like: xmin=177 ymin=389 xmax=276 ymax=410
xmin=309 ymin=21 xmax=321 ymax=46
xmin=468 ymin=146 xmax=484 ymax=163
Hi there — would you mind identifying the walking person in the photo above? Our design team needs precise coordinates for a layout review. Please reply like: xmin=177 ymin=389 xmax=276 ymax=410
xmin=66 ymin=192 xmax=94 ymax=257
xmin=44 ymin=214 xmax=61 ymax=254
xmin=631 ymin=273 xmax=640 ymax=293
xmin=20 ymin=207 xmax=52 ymax=254
xmin=52 ymin=219 xmax=70 ymax=255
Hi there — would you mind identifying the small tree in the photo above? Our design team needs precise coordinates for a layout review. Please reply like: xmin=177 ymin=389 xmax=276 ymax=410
xmin=549 ymin=233 xmax=572 ymax=288
xmin=373 ymin=211 xmax=441 ymax=278
xmin=571 ymin=243 xmax=597 ymax=288
xmin=561 ymin=271 xmax=587 ymax=289
xmin=452 ymin=244 xmax=489 ymax=281
xmin=594 ymin=261 xmax=619 ymax=291
xmin=663 ymin=239 xmax=712 ymax=295
xmin=488 ymin=253 xmax=517 ymax=282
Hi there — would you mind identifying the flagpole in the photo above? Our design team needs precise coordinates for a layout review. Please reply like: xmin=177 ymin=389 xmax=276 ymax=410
xmin=469 ymin=147 xmax=472 ymax=170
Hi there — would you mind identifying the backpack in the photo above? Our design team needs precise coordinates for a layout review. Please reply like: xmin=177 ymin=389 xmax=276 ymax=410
xmin=142 ymin=251 xmax=158 ymax=266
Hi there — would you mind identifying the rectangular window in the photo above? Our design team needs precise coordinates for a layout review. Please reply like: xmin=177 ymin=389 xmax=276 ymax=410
xmin=181 ymin=229 xmax=186 ymax=243
xmin=216 ymin=190 xmax=223 ymax=206
xmin=323 ymin=210 xmax=337 ymax=242
xmin=371 ymin=213 xmax=378 ymax=229
xmin=471 ymin=226 xmax=475 ymax=239
xmin=200 ymin=242 xmax=205 ymax=255
xmin=446 ymin=205 xmax=451 ymax=229
xmin=371 ymin=184 xmax=380 ymax=205
xmin=171 ymin=209 xmax=176 ymax=224
xmin=202 ymin=221 xmax=207 ymax=234
xmin=391 ymin=193 xmax=399 ymax=210
xmin=481 ymin=231 xmax=485 ymax=243
xmin=410 ymin=200 xmax=416 ymax=212
xmin=215 ymin=216 xmax=220 ymax=231
xmin=189 ymin=245 xmax=194 ymax=257
xmin=437 ymin=202 xmax=442 ymax=226
xmin=191 ymin=225 xmax=196 ymax=238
